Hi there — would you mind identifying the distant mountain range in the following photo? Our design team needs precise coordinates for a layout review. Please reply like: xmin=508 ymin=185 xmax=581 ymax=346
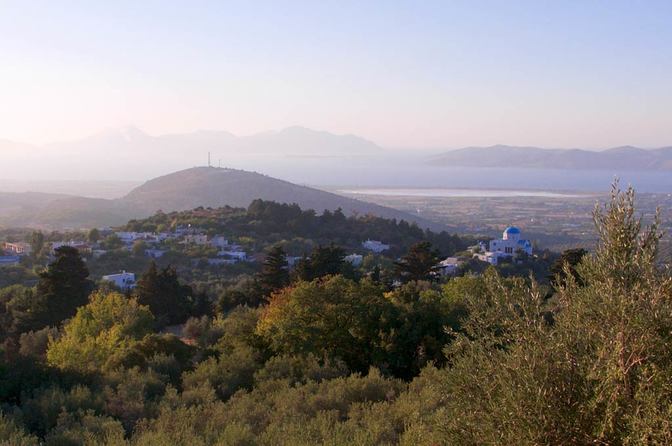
xmin=430 ymin=145 xmax=672 ymax=171
xmin=0 ymin=167 xmax=438 ymax=230
xmin=2 ymin=126 xmax=383 ymax=181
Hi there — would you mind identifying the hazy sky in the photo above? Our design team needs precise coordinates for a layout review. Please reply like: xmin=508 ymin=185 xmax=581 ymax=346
xmin=1 ymin=0 xmax=670 ymax=148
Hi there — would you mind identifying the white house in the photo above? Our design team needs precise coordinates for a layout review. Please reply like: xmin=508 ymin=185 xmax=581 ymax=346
xmin=344 ymin=254 xmax=363 ymax=267
xmin=52 ymin=241 xmax=91 ymax=254
xmin=102 ymin=271 xmax=136 ymax=291
xmin=286 ymin=256 xmax=303 ymax=268
xmin=3 ymin=242 xmax=32 ymax=256
xmin=362 ymin=240 xmax=390 ymax=253
xmin=217 ymin=249 xmax=247 ymax=261
xmin=210 ymin=236 xmax=229 ymax=249
xmin=184 ymin=234 xmax=209 ymax=245
xmin=437 ymin=257 xmax=463 ymax=276
xmin=475 ymin=226 xmax=533 ymax=265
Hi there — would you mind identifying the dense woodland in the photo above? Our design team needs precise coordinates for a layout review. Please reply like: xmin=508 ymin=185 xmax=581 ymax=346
xmin=1 ymin=187 xmax=670 ymax=444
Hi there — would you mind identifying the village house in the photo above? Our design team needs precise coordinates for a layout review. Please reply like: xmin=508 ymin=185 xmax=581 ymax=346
xmin=362 ymin=239 xmax=390 ymax=253
xmin=217 ymin=249 xmax=247 ymax=261
xmin=3 ymin=242 xmax=32 ymax=256
xmin=209 ymin=236 xmax=229 ymax=249
xmin=52 ymin=241 xmax=92 ymax=254
xmin=437 ymin=257 xmax=464 ymax=276
xmin=344 ymin=254 xmax=363 ymax=267
xmin=102 ymin=271 xmax=136 ymax=291
xmin=183 ymin=234 xmax=209 ymax=245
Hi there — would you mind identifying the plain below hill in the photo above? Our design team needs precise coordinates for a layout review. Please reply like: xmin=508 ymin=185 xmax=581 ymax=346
xmin=0 ymin=167 xmax=440 ymax=230
xmin=430 ymin=145 xmax=672 ymax=171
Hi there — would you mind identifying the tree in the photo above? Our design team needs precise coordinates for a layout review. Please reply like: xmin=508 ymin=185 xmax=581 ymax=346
xmin=132 ymin=240 xmax=148 ymax=257
xmin=549 ymin=247 xmax=588 ymax=288
xmin=294 ymin=244 xmax=346 ymax=281
xmin=87 ymin=228 xmax=101 ymax=244
xmin=46 ymin=291 xmax=153 ymax=373
xmin=258 ymin=245 xmax=289 ymax=297
xmin=394 ymin=241 xmax=441 ymax=282
xmin=135 ymin=262 xmax=193 ymax=326
xmin=102 ymin=234 xmax=123 ymax=250
xmin=29 ymin=231 xmax=45 ymax=258
xmin=256 ymin=276 xmax=395 ymax=373
xmin=32 ymin=246 xmax=93 ymax=329
xmin=426 ymin=183 xmax=672 ymax=444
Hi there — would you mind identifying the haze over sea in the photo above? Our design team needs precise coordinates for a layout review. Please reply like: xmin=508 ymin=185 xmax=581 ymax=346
xmin=226 ymin=157 xmax=672 ymax=195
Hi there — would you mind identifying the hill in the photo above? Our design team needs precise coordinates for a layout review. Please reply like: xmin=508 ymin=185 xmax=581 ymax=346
xmin=0 ymin=167 xmax=439 ymax=230
xmin=431 ymin=145 xmax=672 ymax=171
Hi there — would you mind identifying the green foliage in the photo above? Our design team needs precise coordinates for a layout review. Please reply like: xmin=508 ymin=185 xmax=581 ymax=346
xmin=87 ymin=228 xmax=101 ymax=244
xmin=44 ymin=410 xmax=126 ymax=446
xmin=182 ymin=345 xmax=261 ymax=401
xmin=419 ymin=184 xmax=672 ymax=444
xmin=257 ymin=276 xmax=394 ymax=373
xmin=33 ymin=246 xmax=94 ymax=330
xmin=394 ymin=241 xmax=441 ymax=282
xmin=1 ymin=186 xmax=670 ymax=444
xmin=0 ymin=414 xmax=39 ymax=446
xmin=258 ymin=245 xmax=289 ymax=297
xmin=46 ymin=291 xmax=154 ymax=373
xmin=19 ymin=326 xmax=59 ymax=361
xmin=293 ymin=244 xmax=349 ymax=281
xmin=549 ymin=247 xmax=588 ymax=288
xmin=134 ymin=263 xmax=194 ymax=327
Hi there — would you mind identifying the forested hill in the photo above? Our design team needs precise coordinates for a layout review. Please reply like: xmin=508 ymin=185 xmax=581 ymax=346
xmin=124 ymin=199 xmax=470 ymax=257
xmin=122 ymin=167 xmax=440 ymax=230
xmin=0 ymin=167 xmax=439 ymax=230
xmin=431 ymin=145 xmax=672 ymax=171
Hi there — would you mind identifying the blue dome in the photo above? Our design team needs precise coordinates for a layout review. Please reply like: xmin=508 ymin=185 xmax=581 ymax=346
xmin=504 ymin=226 xmax=521 ymax=234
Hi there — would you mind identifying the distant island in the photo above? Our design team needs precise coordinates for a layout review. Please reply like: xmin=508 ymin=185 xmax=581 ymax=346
xmin=430 ymin=145 xmax=672 ymax=171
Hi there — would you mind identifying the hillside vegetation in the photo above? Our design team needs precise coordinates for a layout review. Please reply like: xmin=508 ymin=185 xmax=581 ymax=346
xmin=1 ymin=184 xmax=670 ymax=444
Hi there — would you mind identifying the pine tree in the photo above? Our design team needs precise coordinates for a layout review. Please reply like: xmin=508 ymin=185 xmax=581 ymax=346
xmin=259 ymin=245 xmax=289 ymax=296
xmin=135 ymin=262 xmax=192 ymax=326
xmin=394 ymin=241 xmax=441 ymax=282
xmin=33 ymin=246 xmax=93 ymax=329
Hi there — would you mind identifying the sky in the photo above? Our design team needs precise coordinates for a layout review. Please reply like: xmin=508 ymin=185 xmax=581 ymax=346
xmin=0 ymin=0 xmax=671 ymax=149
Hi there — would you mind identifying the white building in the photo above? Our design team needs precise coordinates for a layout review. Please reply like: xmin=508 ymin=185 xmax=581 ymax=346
xmin=3 ymin=242 xmax=32 ymax=256
xmin=217 ymin=249 xmax=247 ymax=261
xmin=52 ymin=241 xmax=91 ymax=254
xmin=344 ymin=254 xmax=363 ymax=267
xmin=210 ymin=236 xmax=229 ymax=249
xmin=362 ymin=240 xmax=390 ymax=253
xmin=475 ymin=226 xmax=533 ymax=265
xmin=115 ymin=232 xmax=154 ymax=244
xmin=437 ymin=257 xmax=463 ymax=276
xmin=102 ymin=271 xmax=136 ymax=291
xmin=183 ymin=234 xmax=209 ymax=245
